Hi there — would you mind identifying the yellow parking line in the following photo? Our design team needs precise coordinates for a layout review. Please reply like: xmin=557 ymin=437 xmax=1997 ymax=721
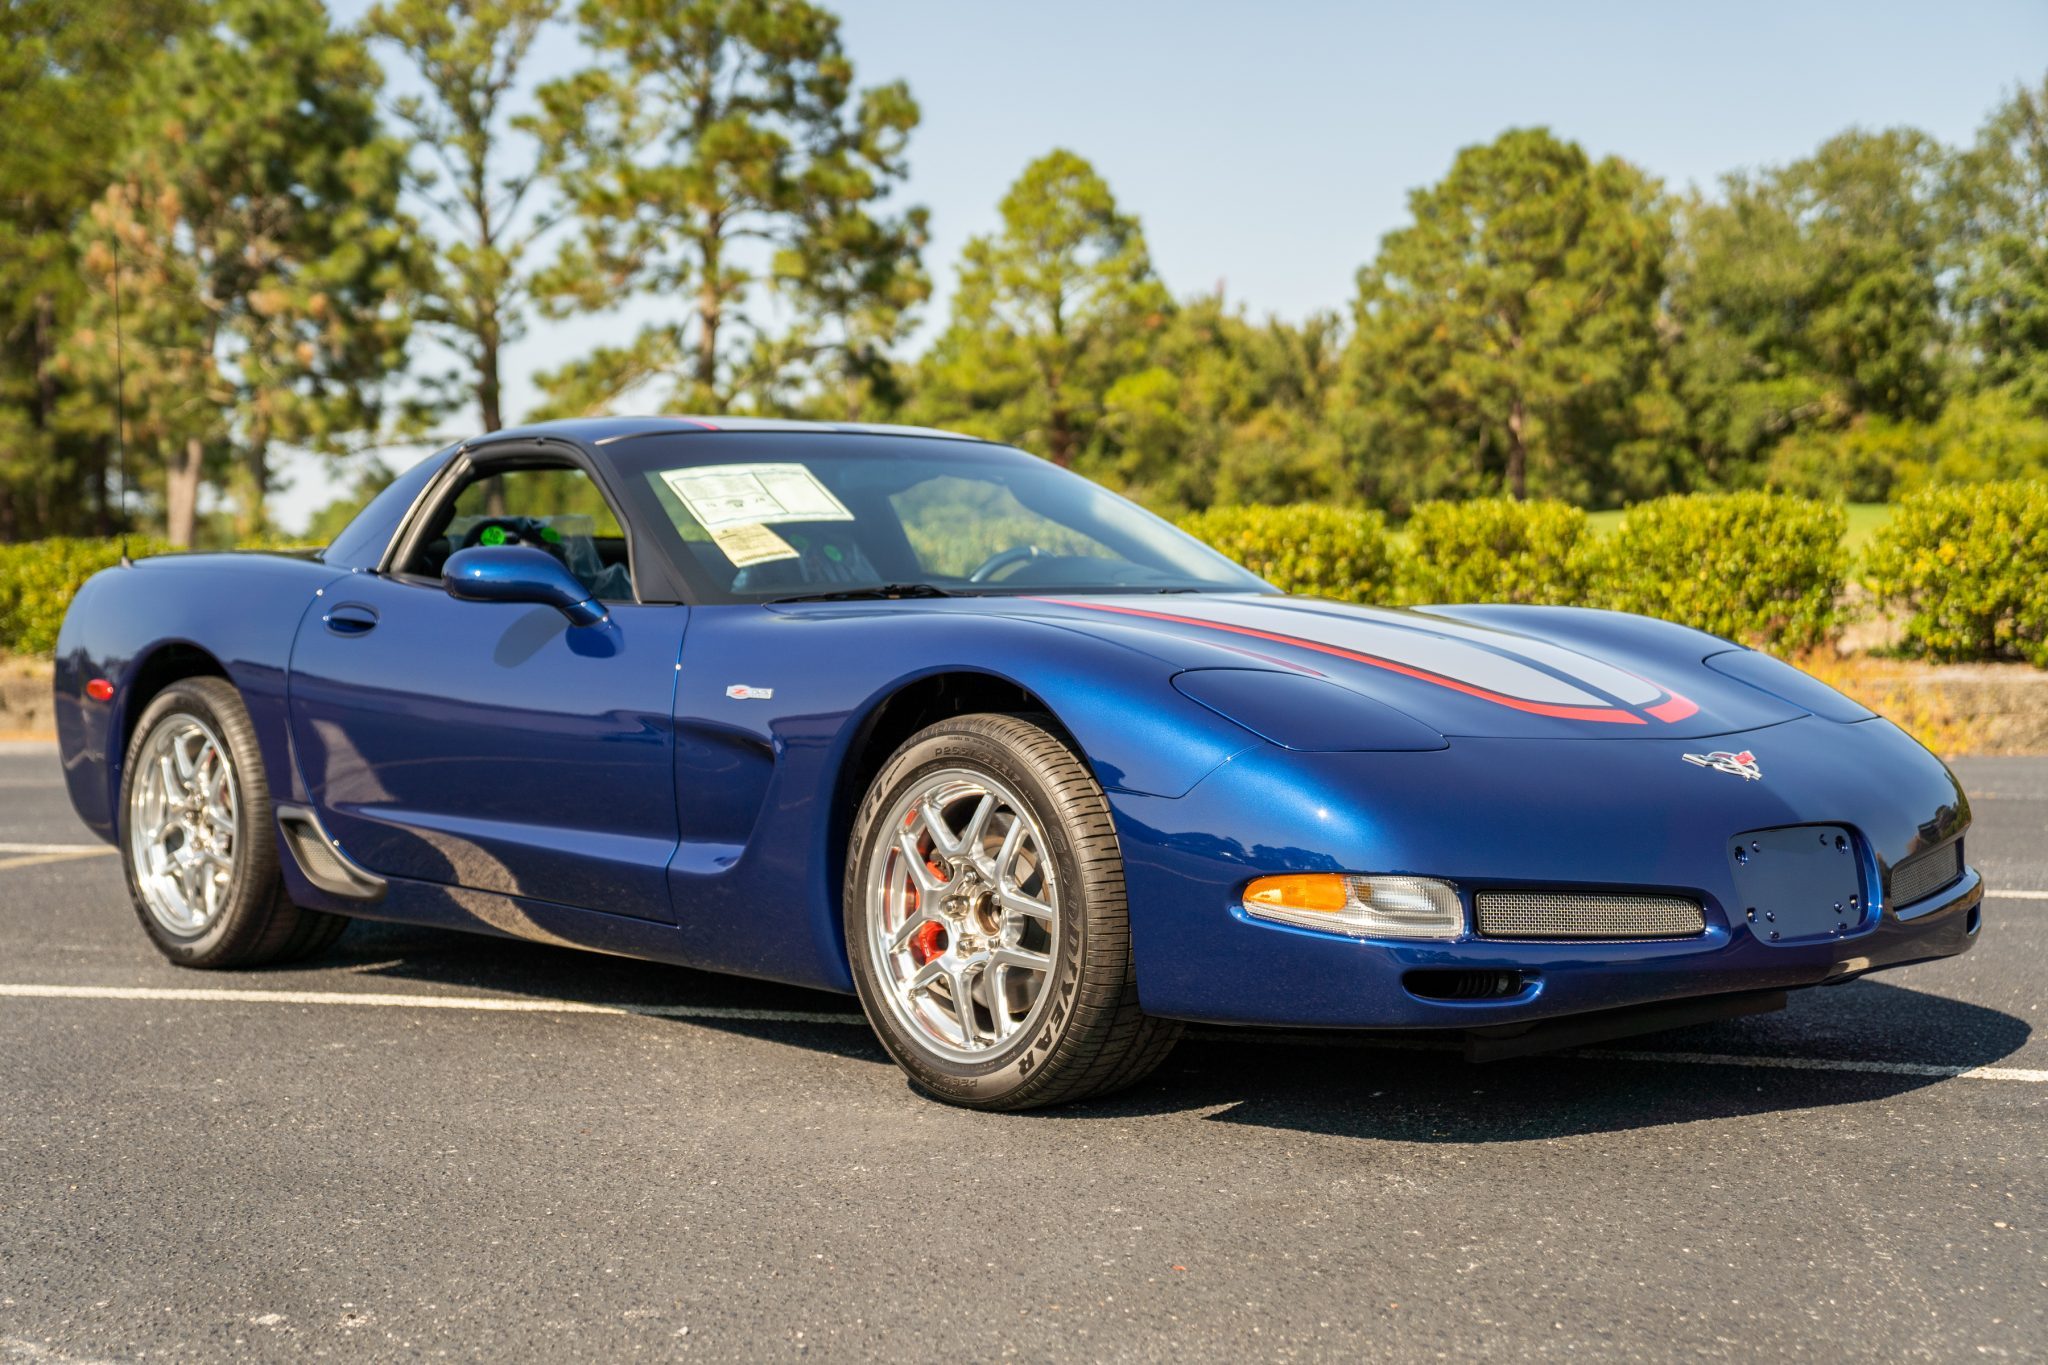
xmin=0 ymin=848 xmax=115 ymax=873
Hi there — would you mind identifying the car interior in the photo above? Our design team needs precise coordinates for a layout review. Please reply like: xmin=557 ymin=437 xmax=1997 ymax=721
xmin=404 ymin=462 xmax=637 ymax=602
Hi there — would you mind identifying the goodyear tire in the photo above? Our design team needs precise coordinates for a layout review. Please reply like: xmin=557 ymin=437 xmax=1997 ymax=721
xmin=119 ymin=677 xmax=349 ymax=968
xmin=845 ymin=712 xmax=1180 ymax=1110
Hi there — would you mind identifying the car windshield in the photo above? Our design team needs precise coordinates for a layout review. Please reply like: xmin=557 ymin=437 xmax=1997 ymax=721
xmin=607 ymin=433 xmax=1272 ymax=603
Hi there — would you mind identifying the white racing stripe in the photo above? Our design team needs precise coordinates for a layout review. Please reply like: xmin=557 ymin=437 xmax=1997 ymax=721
xmin=1 ymin=982 xmax=2041 ymax=1083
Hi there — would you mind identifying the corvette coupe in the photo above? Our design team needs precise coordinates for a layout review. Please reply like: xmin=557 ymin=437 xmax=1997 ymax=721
xmin=53 ymin=418 xmax=1982 ymax=1109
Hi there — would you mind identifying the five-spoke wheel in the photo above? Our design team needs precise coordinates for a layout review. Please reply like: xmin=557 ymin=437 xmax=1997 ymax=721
xmin=845 ymin=712 xmax=1181 ymax=1110
xmin=119 ymin=677 xmax=349 ymax=967
xmin=128 ymin=713 xmax=240 ymax=937
xmin=867 ymin=771 xmax=1060 ymax=1059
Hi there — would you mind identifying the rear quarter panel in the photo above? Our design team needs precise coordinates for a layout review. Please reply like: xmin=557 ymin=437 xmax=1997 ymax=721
xmin=55 ymin=554 xmax=350 ymax=840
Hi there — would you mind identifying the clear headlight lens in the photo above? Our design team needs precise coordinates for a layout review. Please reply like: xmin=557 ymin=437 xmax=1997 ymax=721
xmin=1241 ymin=873 xmax=1465 ymax=940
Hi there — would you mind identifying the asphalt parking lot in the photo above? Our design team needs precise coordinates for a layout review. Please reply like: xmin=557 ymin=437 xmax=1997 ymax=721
xmin=0 ymin=743 xmax=2042 ymax=1362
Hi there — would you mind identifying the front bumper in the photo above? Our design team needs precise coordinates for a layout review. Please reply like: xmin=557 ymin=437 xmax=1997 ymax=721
xmin=1113 ymin=716 xmax=1979 ymax=1030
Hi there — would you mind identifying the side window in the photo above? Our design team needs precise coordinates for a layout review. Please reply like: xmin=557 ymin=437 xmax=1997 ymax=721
xmin=890 ymin=475 xmax=1115 ymax=578
xmin=406 ymin=465 xmax=637 ymax=602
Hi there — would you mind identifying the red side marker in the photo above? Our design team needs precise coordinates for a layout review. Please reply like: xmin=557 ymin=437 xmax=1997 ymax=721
xmin=85 ymin=678 xmax=115 ymax=703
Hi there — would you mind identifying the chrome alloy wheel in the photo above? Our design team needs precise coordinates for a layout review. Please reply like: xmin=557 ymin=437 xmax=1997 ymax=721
xmin=865 ymin=769 xmax=1060 ymax=1061
xmin=127 ymin=713 xmax=240 ymax=937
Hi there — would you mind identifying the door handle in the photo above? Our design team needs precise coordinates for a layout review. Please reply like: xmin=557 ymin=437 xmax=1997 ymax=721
xmin=323 ymin=603 xmax=380 ymax=636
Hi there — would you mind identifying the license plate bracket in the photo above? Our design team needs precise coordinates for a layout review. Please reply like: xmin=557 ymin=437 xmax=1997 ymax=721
xmin=1727 ymin=825 xmax=1865 ymax=943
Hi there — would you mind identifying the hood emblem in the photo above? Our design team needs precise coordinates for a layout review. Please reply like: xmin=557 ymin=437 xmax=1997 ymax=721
xmin=1684 ymin=749 xmax=1761 ymax=781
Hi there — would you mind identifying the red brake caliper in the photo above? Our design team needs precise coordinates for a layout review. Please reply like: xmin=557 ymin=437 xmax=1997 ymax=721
xmin=902 ymin=809 xmax=949 ymax=965
xmin=909 ymin=920 xmax=947 ymax=966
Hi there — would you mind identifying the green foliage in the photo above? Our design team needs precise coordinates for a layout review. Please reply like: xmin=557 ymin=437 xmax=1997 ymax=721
xmin=1340 ymin=127 xmax=1675 ymax=507
xmin=530 ymin=0 xmax=927 ymax=417
xmin=912 ymin=149 xmax=1167 ymax=467
xmin=0 ymin=533 xmax=324 ymax=656
xmin=58 ymin=0 xmax=419 ymax=545
xmin=366 ymin=0 xmax=562 ymax=433
xmin=1582 ymin=493 xmax=1849 ymax=653
xmin=1669 ymin=129 xmax=1948 ymax=486
xmin=1948 ymin=77 xmax=2048 ymax=414
xmin=0 ymin=536 xmax=172 ymax=656
xmin=1099 ymin=297 xmax=1348 ymax=511
xmin=1176 ymin=505 xmax=1399 ymax=604
xmin=1402 ymin=499 xmax=1590 ymax=606
xmin=0 ymin=0 xmax=196 ymax=541
xmin=1863 ymin=482 xmax=2048 ymax=665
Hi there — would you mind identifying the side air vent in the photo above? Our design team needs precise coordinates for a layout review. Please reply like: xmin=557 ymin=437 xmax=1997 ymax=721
xmin=1889 ymin=840 xmax=1963 ymax=908
xmin=276 ymin=803 xmax=386 ymax=902
xmin=1475 ymin=890 xmax=1705 ymax=941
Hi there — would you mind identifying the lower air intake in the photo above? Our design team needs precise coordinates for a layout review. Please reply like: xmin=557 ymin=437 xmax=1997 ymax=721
xmin=1889 ymin=840 xmax=1963 ymax=907
xmin=1476 ymin=891 xmax=1705 ymax=941
xmin=1404 ymin=969 xmax=1526 ymax=1001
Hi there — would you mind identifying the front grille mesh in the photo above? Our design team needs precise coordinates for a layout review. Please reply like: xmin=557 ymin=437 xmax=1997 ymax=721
xmin=1890 ymin=840 xmax=1963 ymax=907
xmin=1476 ymin=891 xmax=1706 ymax=941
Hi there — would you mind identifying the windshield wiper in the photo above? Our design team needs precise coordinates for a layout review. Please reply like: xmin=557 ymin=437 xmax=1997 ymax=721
xmin=769 ymin=582 xmax=956 ymax=604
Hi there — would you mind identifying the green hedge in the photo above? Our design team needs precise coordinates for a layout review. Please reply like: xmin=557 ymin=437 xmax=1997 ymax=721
xmin=1182 ymin=494 xmax=1848 ymax=655
xmin=0 ymin=536 xmax=317 ymax=657
xmin=0 ymin=537 xmax=174 ymax=656
xmin=1580 ymin=493 xmax=1848 ymax=653
xmin=1863 ymin=482 xmax=2048 ymax=666
xmin=1176 ymin=504 xmax=1400 ymax=604
xmin=1402 ymin=498 xmax=1590 ymax=606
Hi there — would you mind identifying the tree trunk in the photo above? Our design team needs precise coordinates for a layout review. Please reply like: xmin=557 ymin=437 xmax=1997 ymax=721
xmin=695 ymin=277 xmax=720 ymax=406
xmin=479 ymin=329 xmax=503 ymax=433
xmin=1047 ymin=405 xmax=1075 ymax=467
xmin=694 ymin=223 xmax=722 ymax=407
xmin=166 ymin=437 xmax=204 ymax=548
xmin=1505 ymin=398 xmax=1529 ymax=501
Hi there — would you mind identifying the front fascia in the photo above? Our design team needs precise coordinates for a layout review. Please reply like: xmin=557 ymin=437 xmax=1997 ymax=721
xmin=1113 ymin=715 xmax=1974 ymax=1028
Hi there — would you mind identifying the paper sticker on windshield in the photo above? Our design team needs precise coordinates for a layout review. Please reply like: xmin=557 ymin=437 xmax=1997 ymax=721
xmin=709 ymin=521 xmax=799 ymax=567
xmin=660 ymin=463 xmax=853 ymax=530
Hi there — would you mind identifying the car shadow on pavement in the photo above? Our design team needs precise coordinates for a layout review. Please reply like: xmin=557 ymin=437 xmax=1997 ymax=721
xmin=1089 ymin=980 xmax=2032 ymax=1141
xmin=320 ymin=922 xmax=2029 ymax=1139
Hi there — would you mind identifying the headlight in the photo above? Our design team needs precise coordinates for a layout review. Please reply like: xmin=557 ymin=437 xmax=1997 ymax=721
xmin=1241 ymin=873 xmax=1465 ymax=939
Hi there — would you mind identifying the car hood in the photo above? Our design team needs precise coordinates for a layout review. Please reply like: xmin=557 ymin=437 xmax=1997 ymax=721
xmin=1001 ymin=593 xmax=1815 ymax=741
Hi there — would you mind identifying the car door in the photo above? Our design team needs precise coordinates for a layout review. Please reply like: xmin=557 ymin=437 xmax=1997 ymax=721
xmin=287 ymin=452 xmax=686 ymax=919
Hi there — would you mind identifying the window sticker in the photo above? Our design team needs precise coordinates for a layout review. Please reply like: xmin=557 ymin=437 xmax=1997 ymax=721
xmin=709 ymin=521 xmax=799 ymax=567
xmin=659 ymin=463 xmax=853 ymax=530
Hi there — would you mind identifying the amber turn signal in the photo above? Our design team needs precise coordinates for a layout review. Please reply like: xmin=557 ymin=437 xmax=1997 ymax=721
xmin=1241 ymin=872 xmax=1465 ymax=940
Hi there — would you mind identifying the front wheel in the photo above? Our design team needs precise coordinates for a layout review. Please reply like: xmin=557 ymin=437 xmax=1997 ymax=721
xmin=845 ymin=713 xmax=1180 ymax=1110
xmin=120 ymin=677 xmax=349 ymax=968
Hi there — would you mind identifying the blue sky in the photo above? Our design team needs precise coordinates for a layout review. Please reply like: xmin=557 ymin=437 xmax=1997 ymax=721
xmin=287 ymin=0 xmax=2048 ymax=527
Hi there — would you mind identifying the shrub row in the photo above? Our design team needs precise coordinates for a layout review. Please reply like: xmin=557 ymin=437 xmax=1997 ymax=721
xmin=0 ymin=536 xmax=174 ymax=657
xmin=1176 ymin=486 xmax=2046 ymax=662
xmin=0 ymin=487 xmax=2041 ymax=664
xmin=1180 ymin=493 xmax=1854 ymax=655
xmin=1863 ymin=482 xmax=2048 ymax=667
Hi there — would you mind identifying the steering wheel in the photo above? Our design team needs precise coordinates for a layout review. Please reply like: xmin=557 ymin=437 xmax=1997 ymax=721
xmin=967 ymin=544 xmax=1047 ymax=584
xmin=461 ymin=516 xmax=554 ymax=552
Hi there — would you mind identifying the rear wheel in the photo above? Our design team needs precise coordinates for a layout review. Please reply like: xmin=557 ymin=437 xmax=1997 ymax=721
xmin=845 ymin=713 xmax=1180 ymax=1110
xmin=120 ymin=677 xmax=348 ymax=968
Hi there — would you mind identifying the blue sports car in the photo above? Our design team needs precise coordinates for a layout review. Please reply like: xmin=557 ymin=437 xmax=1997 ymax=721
xmin=53 ymin=418 xmax=1982 ymax=1108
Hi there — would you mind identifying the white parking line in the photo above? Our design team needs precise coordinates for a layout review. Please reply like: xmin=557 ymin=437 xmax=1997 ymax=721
xmin=0 ymin=842 xmax=110 ymax=854
xmin=0 ymin=983 xmax=861 ymax=1025
xmin=2 ymin=983 xmax=2041 ymax=1084
xmin=0 ymin=849 xmax=114 ymax=872
xmin=1988 ymin=890 xmax=2048 ymax=901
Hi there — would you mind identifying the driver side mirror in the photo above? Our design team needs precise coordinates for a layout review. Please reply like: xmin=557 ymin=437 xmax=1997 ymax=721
xmin=443 ymin=545 xmax=608 ymax=628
